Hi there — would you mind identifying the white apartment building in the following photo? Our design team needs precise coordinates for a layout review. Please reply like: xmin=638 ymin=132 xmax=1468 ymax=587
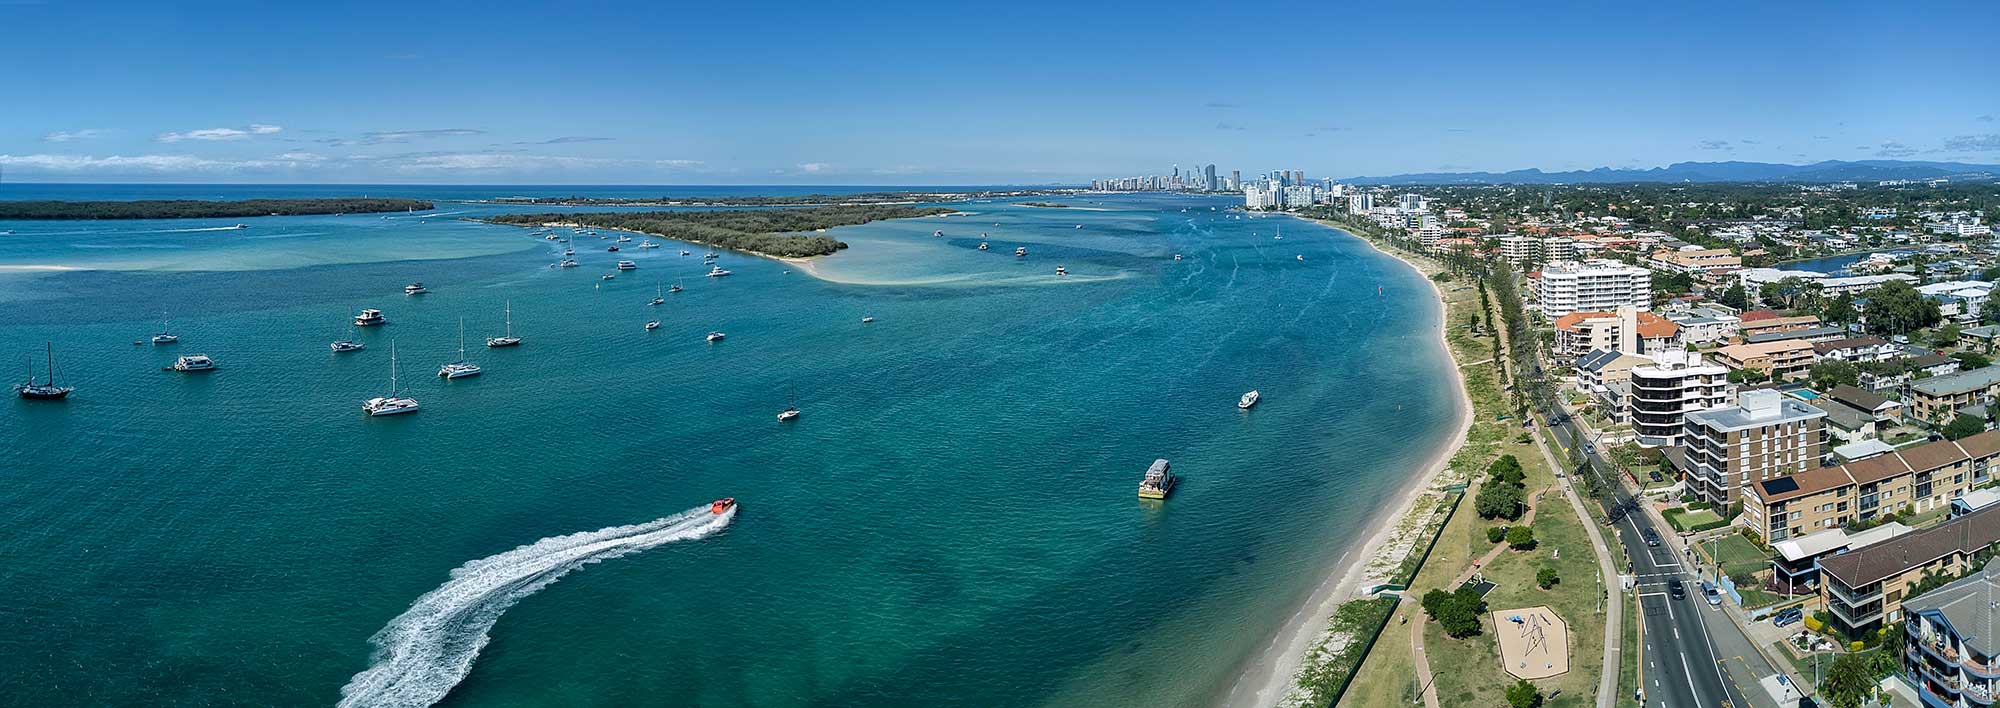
xmin=1665 ymin=306 xmax=1743 ymax=346
xmin=1535 ymin=259 xmax=1652 ymax=317
xmin=1346 ymin=193 xmax=1374 ymax=213
xmin=1820 ymin=273 xmax=1919 ymax=297
xmin=1543 ymin=237 xmax=1577 ymax=262
xmin=1628 ymin=350 xmax=1733 ymax=448
xmin=1500 ymin=235 xmax=1539 ymax=267
xmin=1243 ymin=183 xmax=1278 ymax=209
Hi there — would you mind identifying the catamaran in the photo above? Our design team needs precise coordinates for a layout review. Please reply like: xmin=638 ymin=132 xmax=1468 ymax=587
xmin=363 ymin=342 xmax=420 ymax=416
xmin=438 ymin=318 xmax=482 ymax=378
xmin=486 ymin=301 xmax=521 ymax=347
xmin=15 ymin=342 xmax=73 ymax=400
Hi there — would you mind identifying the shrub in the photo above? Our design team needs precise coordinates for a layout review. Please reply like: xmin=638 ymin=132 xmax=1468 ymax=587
xmin=1507 ymin=525 xmax=1538 ymax=551
xmin=1487 ymin=526 xmax=1509 ymax=543
xmin=1804 ymin=614 xmax=1826 ymax=633
xmin=1536 ymin=567 xmax=1560 ymax=589
xmin=1849 ymin=640 xmax=1865 ymax=652
xmin=1506 ymin=679 xmax=1543 ymax=708
xmin=1488 ymin=455 xmax=1526 ymax=486
xmin=1476 ymin=482 xmax=1526 ymax=520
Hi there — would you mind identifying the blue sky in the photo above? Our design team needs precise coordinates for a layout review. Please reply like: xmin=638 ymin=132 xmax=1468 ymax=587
xmin=2 ymin=0 xmax=1997 ymax=185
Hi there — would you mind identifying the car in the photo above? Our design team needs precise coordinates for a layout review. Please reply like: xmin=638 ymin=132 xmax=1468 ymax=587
xmin=1584 ymin=443 xmax=1596 ymax=454
xmin=1668 ymin=577 xmax=1687 ymax=600
xmin=1648 ymin=470 xmax=1665 ymax=482
xmin=1700 ymin=581 xmax=1723 ymax=607
xmin=1642 ymin=528 xmax=1661 ymax=547
xmin=1773 ymin=607 xmax=1804 ymax=627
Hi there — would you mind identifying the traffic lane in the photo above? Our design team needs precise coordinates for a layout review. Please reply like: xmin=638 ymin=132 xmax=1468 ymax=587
xmin=1638 ymin=591 xmax=1697 ymax=708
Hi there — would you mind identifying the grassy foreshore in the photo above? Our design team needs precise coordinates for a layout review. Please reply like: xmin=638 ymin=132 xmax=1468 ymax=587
xmin=1319 ymin=214 xmax=1611 ymax=708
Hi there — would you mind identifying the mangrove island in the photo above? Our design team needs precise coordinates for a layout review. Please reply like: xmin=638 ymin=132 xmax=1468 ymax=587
xmin=482 ymin=205 xmax=957 ymax=258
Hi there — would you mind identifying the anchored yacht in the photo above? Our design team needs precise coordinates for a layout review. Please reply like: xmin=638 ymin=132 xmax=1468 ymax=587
xmin=363 ymin=342 xmax=419 ymax=416
xmin=438 ymin=318 xmax=482 ymax=378
xmin=706 ymin=331 xmax=725 ymax=342
xmin=151 ymin=314 xmax=179 ymax=344
xmin=404 ymin=283 xmax=429 ymax=295
xmin=1238 ymin=390 xmax=1260 ymax=409
xmin=616 ymin=260 xmax=638 ymax=270
xmin=486 ymin=301 xmax=521 ymax=347
xmin=707 ymin=266 xmax=731 ymax=277
xmin=15 ymin=342 xmax=73 ymax=400
xmin=354 ymin=309 xmax=386 ymax=326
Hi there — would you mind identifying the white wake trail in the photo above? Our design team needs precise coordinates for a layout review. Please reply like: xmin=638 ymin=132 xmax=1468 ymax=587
xmin=338 ymin=506 xmax=734 ymax=708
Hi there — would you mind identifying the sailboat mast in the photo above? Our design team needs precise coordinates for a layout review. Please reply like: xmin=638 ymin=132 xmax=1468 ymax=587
xmin=389 ymin=341 xmax=399 ymax=393
xmin=505 ymin=301 xmax=513 ymax=337
xmin=457 ymin=317 xmax=466 ymax=359
xmin=46 ymin=342 xmax=55 ymax=386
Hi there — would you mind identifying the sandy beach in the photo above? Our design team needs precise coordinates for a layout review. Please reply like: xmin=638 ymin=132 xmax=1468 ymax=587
xmin=1224 ymin=218 xmax=1475 ymax=708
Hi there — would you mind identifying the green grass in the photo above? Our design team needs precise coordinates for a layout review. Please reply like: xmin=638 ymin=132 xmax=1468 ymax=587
xmin=1290 ymin=596 xmax=1401 ymax=707
xmin=1662 ymin=507 xmax=1725 ymax=532
xmin=1705 ymin=534 xmax=1769 ymax=578
xmin=1738 ymin=586 xmax=1784 ymax=609
xmin=1617 ymin=593 xmax=1641 ymax=708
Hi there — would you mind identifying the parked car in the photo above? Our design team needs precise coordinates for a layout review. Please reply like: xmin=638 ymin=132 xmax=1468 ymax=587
xmin=1773 ymin=607 xmax=1804 ymax=627
xmin=1668 ymin=577 xmax=1687 ymax=600
xmin=1642 ymin=528 xmax=1661 ymax=547
xmin=1700 ymin=581 xmax=1723 ymax=607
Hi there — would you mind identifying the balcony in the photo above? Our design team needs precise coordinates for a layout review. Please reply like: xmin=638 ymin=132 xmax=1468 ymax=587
xmin=1828 ymin=579 xmax=1884 ymax=606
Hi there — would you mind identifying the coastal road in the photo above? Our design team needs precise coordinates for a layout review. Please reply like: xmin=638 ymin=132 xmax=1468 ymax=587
xmin=1541 ymin=411 xmax=1775 ymax=708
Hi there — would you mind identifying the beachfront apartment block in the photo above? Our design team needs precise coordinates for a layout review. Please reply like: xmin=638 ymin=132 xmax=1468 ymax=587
xmin=1744 ymin=431 xmax=2000 ymax=548
xmin=1664 ymin=306 xmax=1742 ymax=346
xmin=1681 ymin=389 xmax=1826 ymax=506
xmin=1535 ymin=259 xmax=1651 ymax=317
xmin=1901 ymin=559 xmax=2000 ymax=708
xmin=1500 ymin=235 xmax=1580 ymax=269
xmin=1819 ymin=501 xmax=2000 ymax=637
xmin=1551 ymin=307 xmax=1681 ymax=358
xmin=1628 ymin=350 xmax=1732 ymax=447
xmin=1736 ymin=314 xmax=1823 ymax=341
xmin=1711 ymin=340 xmax=1816 ymax=381
xmin=1909 ymin=366 xmax=2000 ymax=425
xmin=1648 ymin=247 xmax=1741 ymax=280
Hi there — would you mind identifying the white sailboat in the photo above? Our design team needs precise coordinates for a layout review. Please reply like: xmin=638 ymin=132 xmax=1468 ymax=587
xmin=438 ymin=318 xmax=482 ymax=378
xmin=364 ymin=342 xmax=420 ymax=415
xmin=486 ymin=301 xmax=521 ymax=347
xmin=151 ymin=313 xmax=178 ymax=344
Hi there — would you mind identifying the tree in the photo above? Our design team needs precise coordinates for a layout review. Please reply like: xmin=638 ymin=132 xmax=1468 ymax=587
xmin=1421 ymin=588 xmax=1454 ymax=620
xmin=1536 ymin=567 xmax=1560 ymax=589
xmin=1488 ymin=455 xmax=1525 ymax=486
xmin=1719 ymin=283 xmax=1751 ymax=311
xmin=1983 ymin=294 xmax=2000 ymax=326
xmin=1861 ymin=281 xmax=1943 ymax=335
xmin=1810 ymin=360 xmax=1859 ymax=390
xmin=1943 ymin=414 xmax=1987 ymax=440
xmin=1821 ymin=293 xmax=1857 ymax=325
xmin=1727 ymin=368 xmax=1770 ymax=384
xmin=1506 ymin=679 xmax=1543 ymax=708
xmin=1954 ymin=351 xmax=1992 ymax=370
xmin=1487 ymin=526 xmax=1509 ymax=543
xmin=1506 ymin=525 xmax=1538 ymax=550
xmin=1476 ymin=481 xmax=1527 ymax=520
xmin=1818 ymin=651 xmax=1880 ymax=708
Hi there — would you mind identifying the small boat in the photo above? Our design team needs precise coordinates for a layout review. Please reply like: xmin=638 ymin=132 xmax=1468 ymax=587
xmin=707 ymin=266 xmax=731 ymax=277
xmin=861 ymin=316 xmax=875 ymax=323
xmin=354 ymin=309 xmax=386 ymax=326
xmin=606 ymin=245 xmax=620 ymax=252
xmin=1173 ymin=254 xmax=1183 ymax=261
xmin=1238 ymin=390 xmax=1260 ymax=409
xmin=543 ymin=234 xmax=560 ymax=240
xmin=1055 ymin=266 xmax=1067 ymax=276
xmin=978 ymin=242 xmax=989 ymax=250
xmin=172 ymin=354 xmax=217 ymax=372
xmin=15 ymin=342 xmax=73 ymax=400
xmin=330 ymin=339 xmax=364 ymax=352
xmin=710 ymin=497 xmax=735 ymax=514
xmin=437 ymin=319 xmax=482 ymax=378
xmin=650 ymin=285 xmax=666 ymax=306
xmin=404 ymin=283 xmax=429 ymax=295
xmin=1074 ymin=224 xmax=1082 ymax=229
xmin=601 ymin=273 xmax=616 ymax=280
xmin=1138 ymin=459 xmax=1176 ymax=500
xmin=559 ymin=259 xmax=579 ymax=268
xmin=151 ymin=313 xmax=178 ymax=344
xmin=486 ymin=301 xmax=521 ymax=347
xmin=231 ymin=224 xmax=248 ymax=230
xmin=705 ymin=252 xmax=719 ymax=259
xmin=669 ymin=281 xmax=683 ymax=293
xmin=617 ymin=260 xmax=638 ymax=270
xmin=364 ymin=342 xmax=419 ymax=416
xmin=680 ymin=250 xmax=691 ymax=256
xmin=1296 ymin=254 xmax=1304 ymax=262
xmin=1014 ymin=246 xmax=1027 ymax=257
xmin=644 ymin=320 xmax=661 ymax=331
xmin=638 ymin=240 xmax=659 ymax=249
xmin=706 ymin=331 xmax=725 ymax=342
xmin=564 ymin=247 xmax=575 ymax=256
xmin=933 ymin=230 xmax=943 ymax=238
xmin=616 ymin=236 xmax=633 ymax=243
xmin=777 ymin=384 xmax=800 ymax=421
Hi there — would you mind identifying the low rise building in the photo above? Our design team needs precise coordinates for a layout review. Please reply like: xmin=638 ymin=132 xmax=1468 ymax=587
xmin=1745 ymin=431 xmax=2000 ymax=547
xmin=1649 ymin=247 xmax=1741 ymax=280
xmin=1961 ymin=325 xmax=2000 ymax=353
xmin=1812 ymin=398 xmax=1881 ymax=446
xmin=1820 ymin=273 xmax=1920 ymax=297
xmin=1743 ymin=325 xmax=1847 ymax=345
xmin=1712 ymin=340 xmax=1816 ymax=380
xmin=1820 ymin=501 xmax=2000 ymax=636
xmin=1900 ymin=559 xmax=2000 ymax=707
xmin=1664 ymin=306 xmax=1742 ymax=345
xmin=1681 ymin=389 xmax=1826 ymax=506
xmin=1552 ymin=307 xmax=1680 ymax=358
xmin=1911 ymin=366 xmax=2000 ymax=425
xmin=1813 ymin=335 xmax=1901 ymax=363
xmin=1738 ymin=315 xmax=1823 ymax=341
xmin=1769 ymin=522 xmax=1912 ymax=595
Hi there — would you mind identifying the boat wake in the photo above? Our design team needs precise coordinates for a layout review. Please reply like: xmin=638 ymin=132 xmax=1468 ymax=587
xmin=337 ymin=506 xmax=734 ymax=708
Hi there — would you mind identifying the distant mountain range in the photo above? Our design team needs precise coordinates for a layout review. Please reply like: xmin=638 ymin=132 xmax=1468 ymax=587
xmin=1341 ymin=160 xmax=2000 ymax=185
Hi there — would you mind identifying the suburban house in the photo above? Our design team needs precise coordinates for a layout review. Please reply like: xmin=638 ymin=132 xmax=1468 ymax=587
xmin=1961 ymin=325 xmax=2000 ymax=353
xmin=1826 ymin=384 xmax=1903 ymax=423
xmin=1910 ymin=366 xmax=2000 ymax=425
xmin=1712 ymin=340 xmax=1816 ymax=380
xmin=1819 ymin=502 xmax=2000 ymax=636
xmin=1813 ymin=335 xmax=1902 ymax=363
xmin=1811 ymin=397 xmax=1881 ymax=446
xmin=1664 ymin=306 xmax=1742 ymax=346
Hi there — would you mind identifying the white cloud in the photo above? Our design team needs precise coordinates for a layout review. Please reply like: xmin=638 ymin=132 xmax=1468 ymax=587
xmin=43 ymin=129 xmax=107 ymax=143
xmin=797 ymin=162 xmax=831 ymax=173
xmin=1 ymin=151 xmax=329 ymax=173
xmin=157 ymin=124 xmax=283 ymax=142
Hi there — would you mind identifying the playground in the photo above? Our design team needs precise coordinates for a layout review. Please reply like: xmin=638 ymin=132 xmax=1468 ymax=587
xmin=1492 ymin=605 xmax=1570 ymax=680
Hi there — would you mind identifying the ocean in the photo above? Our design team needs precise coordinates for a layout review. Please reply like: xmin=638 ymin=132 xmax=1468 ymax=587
xmin=0 ymin=185 xmax=1458 ymax=707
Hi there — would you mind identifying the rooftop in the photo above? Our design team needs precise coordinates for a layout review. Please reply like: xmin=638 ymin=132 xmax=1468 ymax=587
xmin=1686 ymin=389 xmax=1824 ymax=430
xmin=1913 ymin=366 xmax=2000 ymax=398
xmin=1745 ymin=326 xmax=1847 ymax=344
xmin=1813 ymin=335 xmax=1892 ymax=354
xmin=1903 ymin=559 xmax=2000 ymax=658
xmin=1818 ymin=504 xmax=2000 ymax=588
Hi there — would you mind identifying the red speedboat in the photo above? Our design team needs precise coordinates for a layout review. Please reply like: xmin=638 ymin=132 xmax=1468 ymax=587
xmin=710 ymin=498 xmax=736 ymax=514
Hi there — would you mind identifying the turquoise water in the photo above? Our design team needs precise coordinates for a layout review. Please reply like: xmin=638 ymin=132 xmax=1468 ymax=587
xmin=0 ymin=188 xmax=1458 ymax=707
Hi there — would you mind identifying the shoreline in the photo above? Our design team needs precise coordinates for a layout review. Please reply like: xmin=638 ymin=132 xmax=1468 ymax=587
xmin=1226 ymin=216 xmax=1476 ymax=708
xmin=478 ymin=212 xmax=966 ymax=283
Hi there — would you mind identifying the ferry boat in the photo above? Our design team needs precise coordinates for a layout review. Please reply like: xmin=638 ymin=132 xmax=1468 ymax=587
xmin=363 ymin=342 xmax=419 ymax=416
xmin=707 ymin=266 xmax=732 ymax=277
xmin=644 ymin=320 xmax=661 ymax=331
xmin=559 ymin=258 xmax=579 ymax=268
xmin=486 ymin=301 xmax=521 ymax=347
xmin=710 ymin=497 xmax=736 ymax=514
xmin=1138 ymin=459 xmax=1176 ymax=500
xmin=1238 ymin=390 xmax=1260 ymax=409
xmin=1014 ymin=246 xmax=1028 ymax=257
xmin=616 ymin=260 xmax=638 ymax=270
xmin=15 ymin=342 xmax=73 ymax=400
xmin=173 ymin=354 xmax=218 ymax=372
xmin=1054 ymin=266 xmax=1067 ymax=276
xmin=404 ymin=283 xmax=429 ymax=295
xmin=151 ymin=314 xmax=179 ymax=344
xmin=437 ymin=319 xmax=482 ymax=378
xmin=706 ymin=331 xmax=726 ymax=342
xmin=354 ymin=309 xmax=386 ymax=326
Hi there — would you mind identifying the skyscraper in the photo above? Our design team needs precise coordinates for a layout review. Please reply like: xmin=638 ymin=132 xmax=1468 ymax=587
xmin=1204 ymin=164 xmax=1217 ymax=191
xmin=1230 ymin=170 xmax=1241 ymax=190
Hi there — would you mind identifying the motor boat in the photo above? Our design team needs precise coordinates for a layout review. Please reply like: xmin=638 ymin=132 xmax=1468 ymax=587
xmin=710 ymin=497 xmax=735 ymax=514
xmin=644 ymin=320 xmax=661 ymax=331
xmin=617 ymin=260 xmax=638 ymax=270
xmin=354 ymin=309 xmax=386 ymax=326
xmin=404 ymin=283 xmax=429 ymax=295
xmin=706 ymin=331 xmax=725 ymax=342
xmin=173 ymin=354 xmax=218 ymax=372
xmin=331 ymin=339 xmax=365 ymax=352
xmin=1055 ymin=266 xmax=1067 ymax=276
xmin=1238 ymin=390 xmax=1260 ymax=409
xmin=707 ymin=266 xmax=731 ymax=277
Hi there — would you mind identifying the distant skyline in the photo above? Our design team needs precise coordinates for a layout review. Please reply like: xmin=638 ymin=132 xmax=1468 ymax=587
xmin=3 ymin=0 xmax=1997 ymax=185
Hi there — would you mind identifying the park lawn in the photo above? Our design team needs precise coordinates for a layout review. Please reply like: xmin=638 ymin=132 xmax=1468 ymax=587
xmin=1617 ymin=592 xmax=1641 ymax=708
xmin=1707 ymin=533 xmax=1768 ymax=578
xmin=1662 ymin=507 xmax=1723 ymax=532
